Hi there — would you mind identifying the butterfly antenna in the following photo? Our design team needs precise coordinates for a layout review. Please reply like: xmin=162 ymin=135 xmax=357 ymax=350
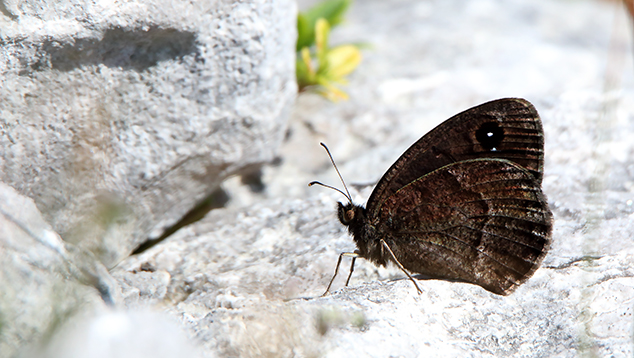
xmin=308 ymin=142 xmax=353 ymax=203
xmin=308 ymin=181 xmax=351 ymax=202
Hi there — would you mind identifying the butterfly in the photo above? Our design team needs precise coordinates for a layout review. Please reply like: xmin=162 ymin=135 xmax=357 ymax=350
xmin=310 ymin=98 xmax=553 ymax=296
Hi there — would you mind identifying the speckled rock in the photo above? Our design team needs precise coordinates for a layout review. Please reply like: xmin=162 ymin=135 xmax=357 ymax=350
xmin=0 ymin=0 xmax=297 ymax=267
xmin=29 ymin=0 xmax=634 ymax=357
xmin=0 ymin=182 xmax=118 ymax=358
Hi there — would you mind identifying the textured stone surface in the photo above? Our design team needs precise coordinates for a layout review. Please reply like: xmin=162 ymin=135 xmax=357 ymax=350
xmin=110 ymin=0 xmax=634 ymax=356
xmin=0 ymin=0 xmax=297 ymax=267
xmin=19 ymin=0 xmax=634 ymax=357
xmin=0 ymin=182 xmax=117 ymax=358
xmin=35 ymin=310 xmax=203 ymax=358
xmin=113 ymin=184 xmax=634 ymax=357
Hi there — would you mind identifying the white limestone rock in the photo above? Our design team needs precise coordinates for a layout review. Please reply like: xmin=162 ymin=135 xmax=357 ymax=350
xmin=0 ymin=0 xmax=297 ymax=267
xmin=112 ymin=179 xmax=634 ymax=357
xmin=12 ymin=0 xmax=632 ymax=356
xmin=35 ymin=310 xmax=203 ymax=358
xmin=0 ymin=182 xmax=118 ymax=358
xmin=112 ymin=0 xmax=634 ymax=356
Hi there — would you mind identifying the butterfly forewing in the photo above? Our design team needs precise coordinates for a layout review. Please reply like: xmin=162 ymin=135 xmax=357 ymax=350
xmin=373 ymin=159 xmax=552 ymax=295
xmin=367 ymin=98 xmax=545 ymax=217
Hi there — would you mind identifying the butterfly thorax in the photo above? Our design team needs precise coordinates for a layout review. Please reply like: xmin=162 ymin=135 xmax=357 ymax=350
xmin=337 ymin=202 xmax=388 ymax=266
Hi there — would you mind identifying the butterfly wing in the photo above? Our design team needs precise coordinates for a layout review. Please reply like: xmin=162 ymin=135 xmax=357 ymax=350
xmin=367 ymin=98 xmax=545 ymax=214
xmin=373 ymin=159 xmax=552 ymax=295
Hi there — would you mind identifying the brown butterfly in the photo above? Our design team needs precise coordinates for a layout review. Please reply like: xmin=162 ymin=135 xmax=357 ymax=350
xmin=310 ymin=98 xmax=553 ymax=295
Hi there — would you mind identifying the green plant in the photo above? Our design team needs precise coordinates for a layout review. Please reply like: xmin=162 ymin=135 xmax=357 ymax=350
xmin=296 ymin=0 xmax=362 ymax=101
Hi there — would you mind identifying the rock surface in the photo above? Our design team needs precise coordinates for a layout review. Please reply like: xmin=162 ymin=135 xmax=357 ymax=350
xmin=0 ymin=0 xmax=297 ymax=267
xmin=109 ymin=0 xmax=634 ymax=357
xmin=0 ymin=182 xmax=117 ymax=358
xmin=6 ymin=0 xmax=634 ymax=357
xmin=35 ymin=310 xmax=203 ymax=358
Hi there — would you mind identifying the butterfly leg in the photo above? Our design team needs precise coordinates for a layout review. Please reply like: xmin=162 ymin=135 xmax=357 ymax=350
xmin=345 ymin=256 xmax=357 ymax=286
xmin=322 ymin=251 xmax=360 ymax=297
xmin=380 ymin=239 xmax=423 ymax=294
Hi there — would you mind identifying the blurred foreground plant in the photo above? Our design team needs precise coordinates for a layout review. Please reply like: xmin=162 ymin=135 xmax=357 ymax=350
xmin=296 ymin=0 xmax=362 ymax=101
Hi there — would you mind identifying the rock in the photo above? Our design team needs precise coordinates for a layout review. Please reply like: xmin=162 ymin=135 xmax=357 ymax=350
xmin=34 ymin=310 xmax=203 ymax=358
xmin=113 ymin=183 xmax=634 ymax=356
xmin=0 ymin=182 xmax=118 ymax=357
xmin=5 ymin=0 xmax=634 ymax=356
xmin=0 ymin=0 xmax=297 ymax=267
xmin=112 ymin=196 xmax=352 ymax=356
xmin=112 ymin=0 xmax=634 ymax=356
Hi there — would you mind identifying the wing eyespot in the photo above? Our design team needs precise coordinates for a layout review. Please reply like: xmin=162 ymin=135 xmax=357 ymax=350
xmin=475 ymin=122 xmax=504 ymax=151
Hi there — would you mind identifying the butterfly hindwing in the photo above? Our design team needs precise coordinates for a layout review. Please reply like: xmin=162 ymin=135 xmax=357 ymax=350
xmin=374 ymin=159 xmax=552 ymax=295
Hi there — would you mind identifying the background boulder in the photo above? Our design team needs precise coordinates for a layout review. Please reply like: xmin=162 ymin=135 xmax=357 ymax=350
xmin=0 ymin=0 xmax=297 ymax=267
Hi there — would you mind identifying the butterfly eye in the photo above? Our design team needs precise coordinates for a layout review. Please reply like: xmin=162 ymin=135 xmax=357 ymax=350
xmin=345 ymin=209 xmax=355 ymax=222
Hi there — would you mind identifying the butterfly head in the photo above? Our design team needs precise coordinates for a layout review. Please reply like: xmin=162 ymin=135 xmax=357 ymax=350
xmin=336 ymin=201 xmax=365 ymax=227
xmin=337 ymin=202 xmax=359 ymax=226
